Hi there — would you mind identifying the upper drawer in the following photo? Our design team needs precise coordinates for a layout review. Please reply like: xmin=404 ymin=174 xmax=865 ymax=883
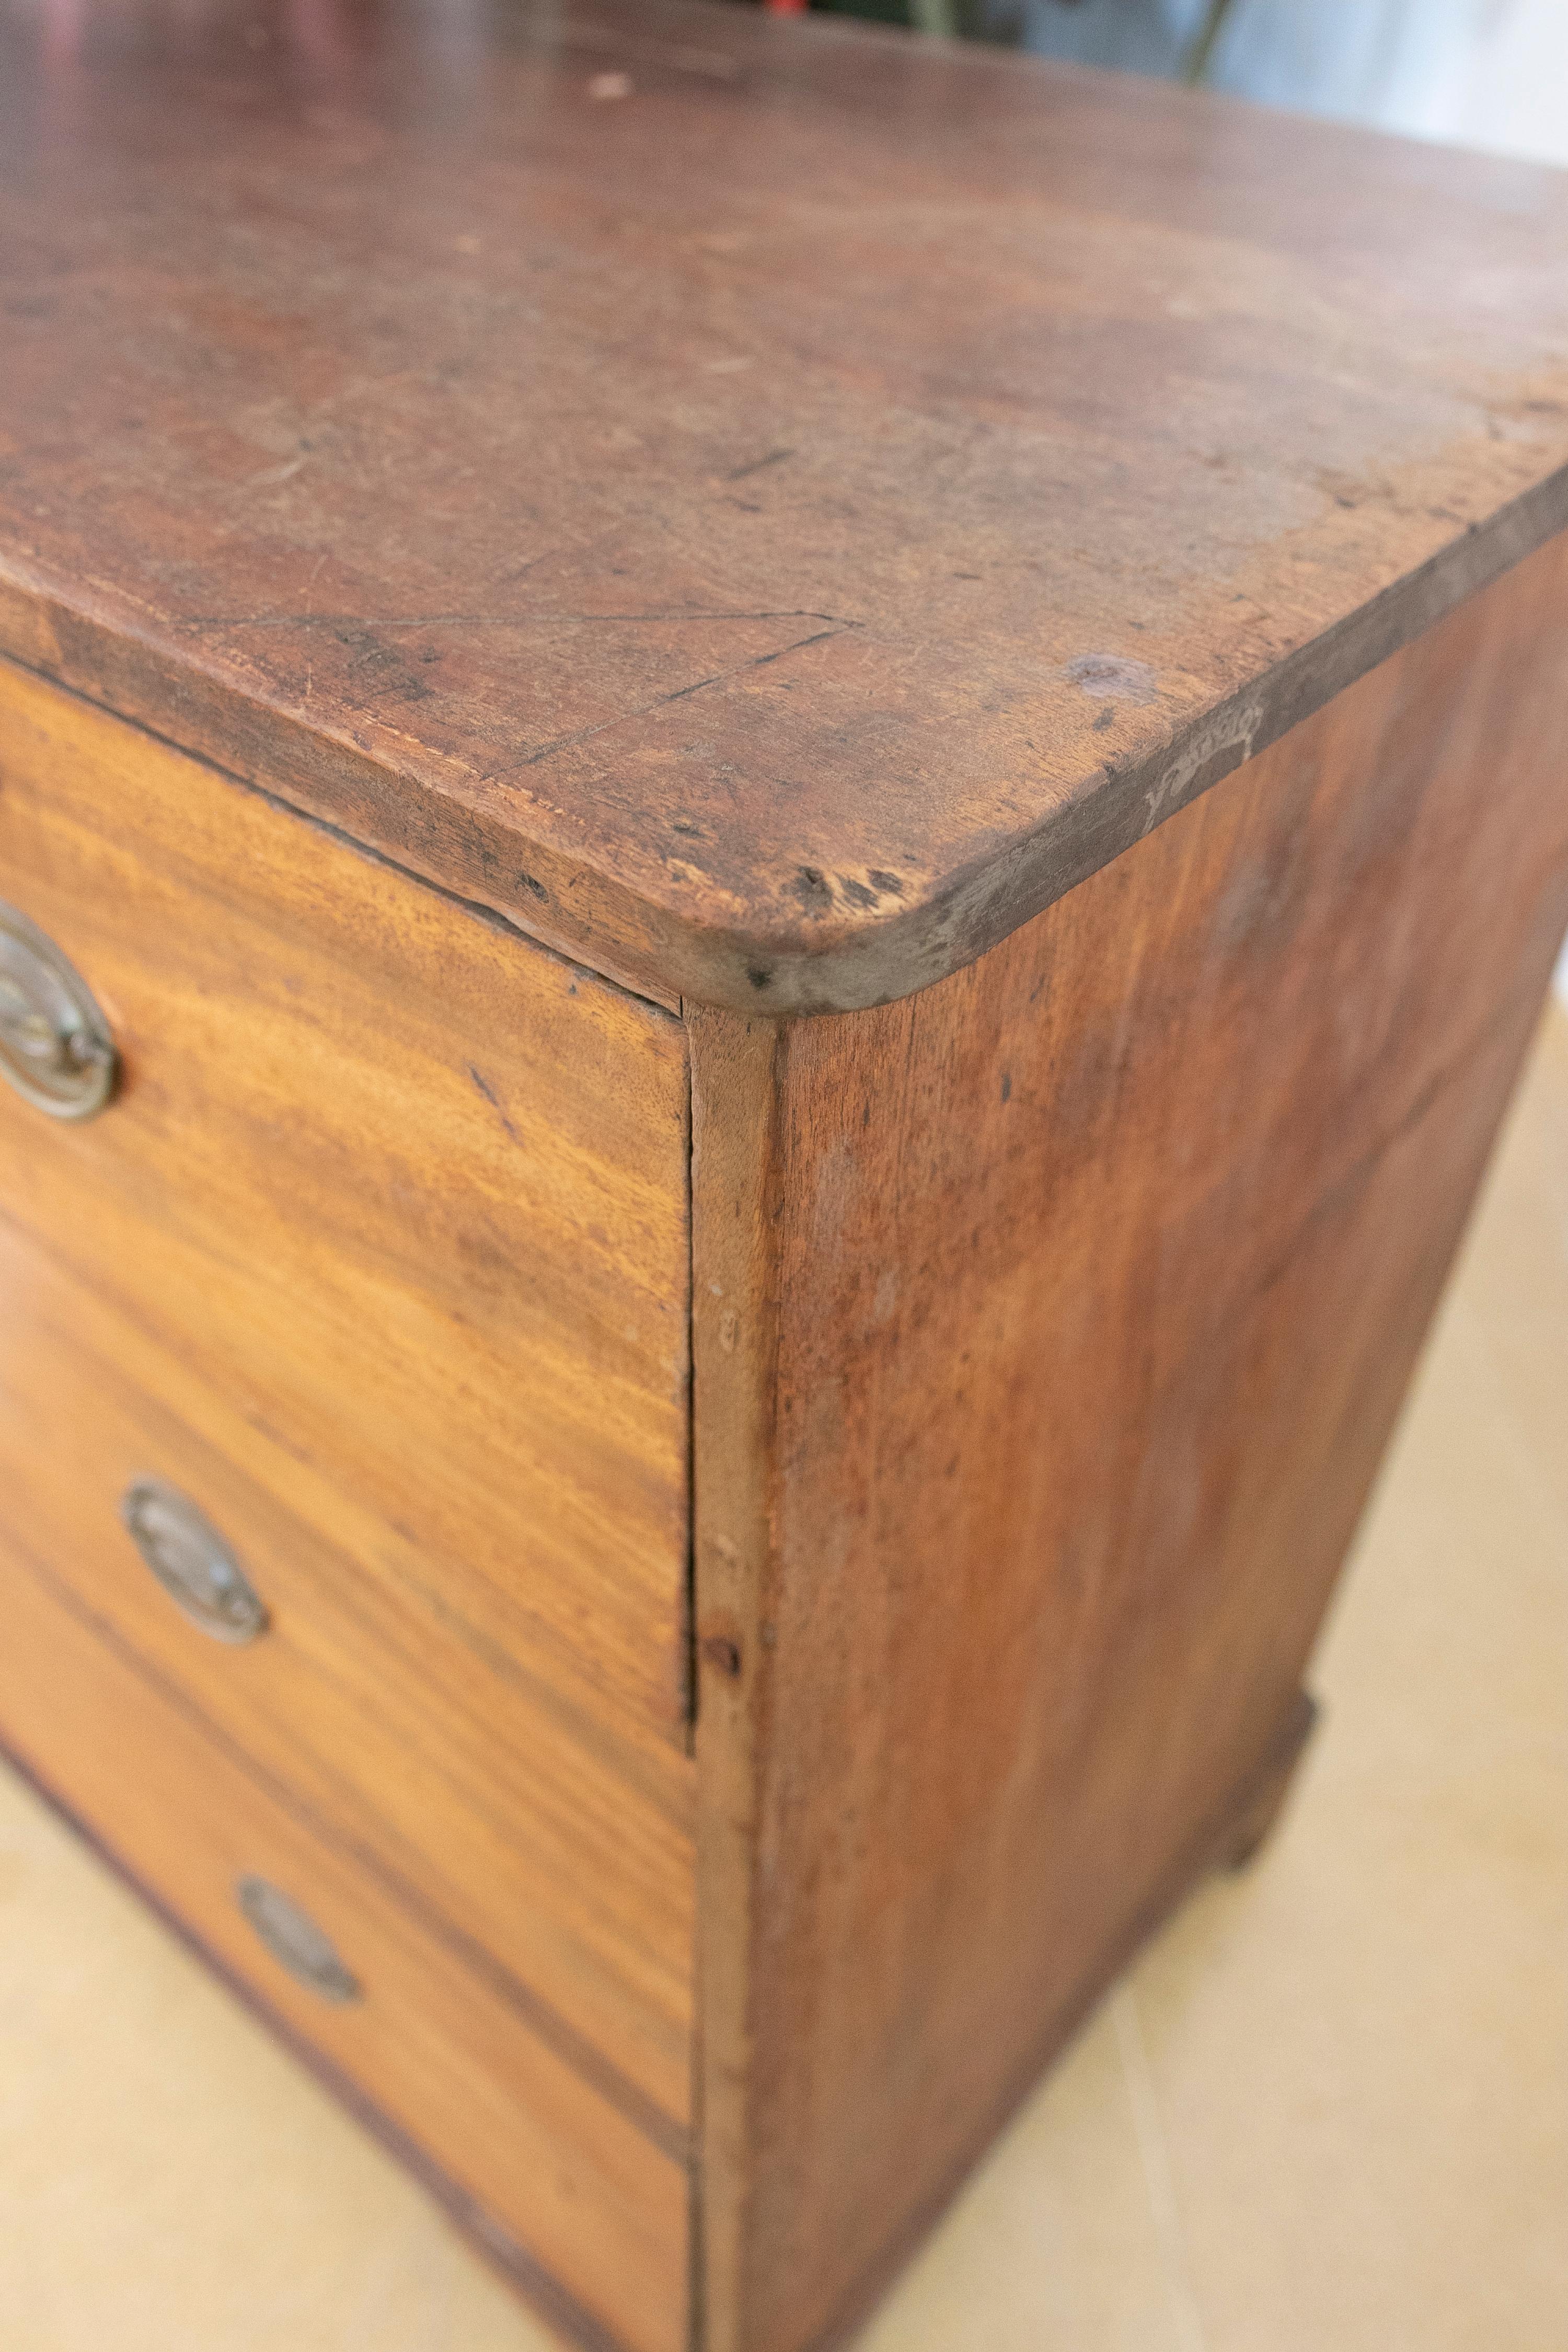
xmin=0 ymin=655 xmax=692 ymax=1749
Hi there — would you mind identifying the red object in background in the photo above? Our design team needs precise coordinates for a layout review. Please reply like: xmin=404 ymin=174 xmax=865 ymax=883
xmin=766 ymin=0 xmax=810 ymax=13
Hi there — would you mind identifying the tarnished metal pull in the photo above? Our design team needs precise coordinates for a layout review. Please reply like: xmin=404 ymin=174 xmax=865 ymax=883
xmin=121 ymin=1478 xmax=269 ymax=1645
xmin=237 ymin=1876 xmax=361 ymax=2003
xmin=0 ymin=898 xmax=118 ymax=1120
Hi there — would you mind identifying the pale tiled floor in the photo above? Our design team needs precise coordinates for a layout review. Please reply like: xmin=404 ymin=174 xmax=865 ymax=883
xmin=3 ymin=1007 xmax=1566 ymax=2352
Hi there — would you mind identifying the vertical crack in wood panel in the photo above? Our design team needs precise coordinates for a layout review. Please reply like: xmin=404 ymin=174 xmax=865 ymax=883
xmin=687 ymin=1010 xmax=790 ymax=2352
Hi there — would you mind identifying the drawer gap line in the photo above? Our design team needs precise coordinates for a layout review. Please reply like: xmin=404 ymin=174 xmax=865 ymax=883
xmin=0 ymin=1732 xmax=648 ymax=2352
xmin=0 ymin=1526 xmax=691 ymax=2163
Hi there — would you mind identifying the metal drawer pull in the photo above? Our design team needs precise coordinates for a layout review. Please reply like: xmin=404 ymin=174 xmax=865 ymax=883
xmin=237 ymin=1876 xmax=361 ymax=2004
xmin=0 ymin=897 xmax=118 ymax=1120
xmin=120 ymin=1478 xmax=269 ymax=1645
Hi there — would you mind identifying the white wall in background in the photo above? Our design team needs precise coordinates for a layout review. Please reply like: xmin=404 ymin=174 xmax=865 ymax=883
xmin=1439 ymin=0 xmax=1568 ymax=163
xmin=1008 ymin=0 xmax=1568 ymax=157
xmin=1213 ymin=0 xmax=1568 ymax=160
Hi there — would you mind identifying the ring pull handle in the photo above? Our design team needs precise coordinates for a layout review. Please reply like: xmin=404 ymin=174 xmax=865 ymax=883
xmin=121 ymin=1478 xmax=270 ymax=1645
xmin=0 ymin=897 xmax=118 ymax=1120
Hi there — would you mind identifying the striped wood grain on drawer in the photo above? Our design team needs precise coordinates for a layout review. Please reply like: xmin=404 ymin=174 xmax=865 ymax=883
xmin=0 ymin=1526 xmax=688 ymax=2352
xmin=0 ymin=1217 xmax=695 ymax=2135
xmin=0 ymin=653 xmax=693 ymax=1752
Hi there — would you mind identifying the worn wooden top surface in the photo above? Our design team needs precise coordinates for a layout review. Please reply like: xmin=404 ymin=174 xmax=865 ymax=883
xmin=3 ymin=0 xmax=1567 ymax=1013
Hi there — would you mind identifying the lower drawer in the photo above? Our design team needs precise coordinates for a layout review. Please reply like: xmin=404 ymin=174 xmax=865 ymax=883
xmin=0 ymin=1215 xmax=695 ymax=2136
xmin=0 ymin=1520 xmax=689 ymax=2352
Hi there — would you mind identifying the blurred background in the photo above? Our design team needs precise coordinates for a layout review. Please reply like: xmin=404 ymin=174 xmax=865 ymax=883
xmin=757 ymin=0 xmax=1568 ymax=172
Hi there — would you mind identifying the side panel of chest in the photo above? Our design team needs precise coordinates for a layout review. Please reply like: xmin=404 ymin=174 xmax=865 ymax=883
xmin=690 ymin=529 xmax=1568 ymax=2352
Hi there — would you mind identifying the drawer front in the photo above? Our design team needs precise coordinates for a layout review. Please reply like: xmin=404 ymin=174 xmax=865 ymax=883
xmin=0 ymin=1218 xmax=695 ymax=2132
xmin=0 ymin=1525 xmax=688 ymax=2352
xmin=0 ymin=653 xmax=692 ymax=1751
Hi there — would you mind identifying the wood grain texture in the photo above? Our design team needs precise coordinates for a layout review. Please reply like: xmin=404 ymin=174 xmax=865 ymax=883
xmin=0 ymin=1532 xmax=690 ymax=2352
xmin=0 ymin=1741 xmax=661 ymax=2352
xmin=0 ymin=1225 xmax=695 ymax=2143
xmin=0 ymin=656 xmax=696 ymax=2124
xmin=0 ymin=655 xmax=691 ymax=1748
xmin=3 ymin=0 xmax=1568 ymax=1010
xmin=690 ymin=533 xmax=1568 ymax=2352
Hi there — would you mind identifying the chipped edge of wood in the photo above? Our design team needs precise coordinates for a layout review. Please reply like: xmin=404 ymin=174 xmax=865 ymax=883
xmin=727 ymin=468 xmax=1568 ymax=1015
xmin=3 ymin=467 xmax=1566 ymax=1021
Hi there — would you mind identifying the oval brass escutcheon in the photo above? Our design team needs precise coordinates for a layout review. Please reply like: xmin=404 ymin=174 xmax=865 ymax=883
xmin=236 ymin=1876 xmax=361 ymax=2004
xmin=0 ymin=898 xmax=119 ymax=1120
xmin=120 ymin=1478 xmax=269 ymax=1645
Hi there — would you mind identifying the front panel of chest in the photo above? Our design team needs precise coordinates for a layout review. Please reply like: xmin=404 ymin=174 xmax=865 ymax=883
xmin=0 ymin=656 xmax=696 ymax=2352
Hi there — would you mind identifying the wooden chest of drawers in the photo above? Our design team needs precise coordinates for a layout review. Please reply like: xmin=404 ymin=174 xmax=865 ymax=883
xmin=2 ymin=6 xmax=1567 ymax=2350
